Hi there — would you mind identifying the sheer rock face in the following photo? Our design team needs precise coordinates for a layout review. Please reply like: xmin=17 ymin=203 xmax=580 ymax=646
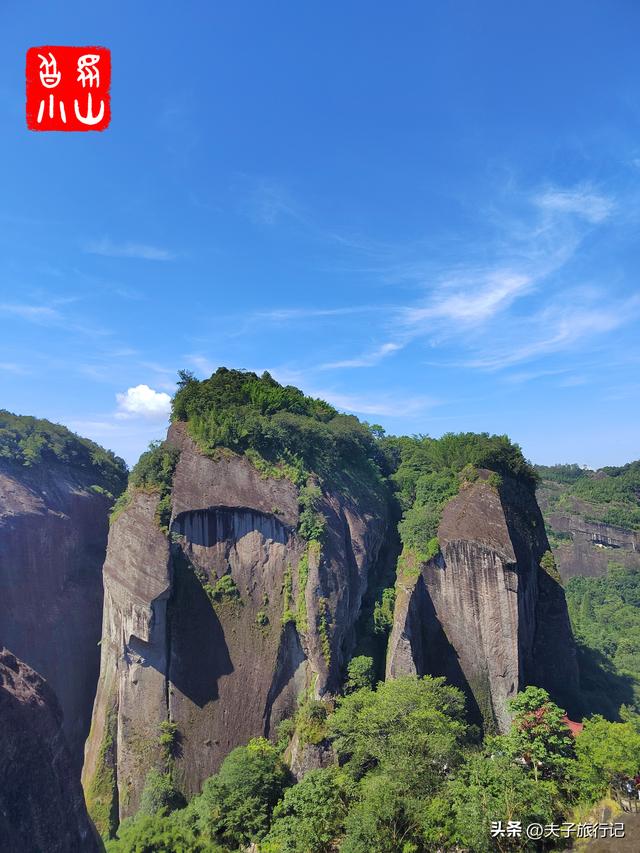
xmin=84 ymin=423 xmax=387 ymax=823
xmin=0 ymin=648 xmax=99 ymax=853
xmin=386 ymin=472 xmax=579 ymax=732
xmin=547 ymin=513 xmax=639 ymax=580
xmin=0 ymin=461 xmax=111 ymax=768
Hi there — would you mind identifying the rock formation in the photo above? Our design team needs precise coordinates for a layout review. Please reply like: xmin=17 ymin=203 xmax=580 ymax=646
xmin=0 ymin=647 xmax=99 ymax=853
xmin=0 ymin=454 xmax=122 ymax=768
xmin=544 ymin=511 xmax=638 ymax=580
xmin=386 ymin=471 xmax=579 ymax=732
xmin=83 ymin=422 xmax=387 ymax=827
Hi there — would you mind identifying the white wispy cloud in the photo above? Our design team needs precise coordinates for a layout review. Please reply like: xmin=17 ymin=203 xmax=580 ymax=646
xmin=115 ymin=385 xmax=172 ymax=420
xmin=533 ymin=186 xmax=613 ymax=223
xmin=185 ymin=354 xmax=220 ymax=378
xmin=465 ymin=291 xmax=640 ymax=369
xmin=400 ymin=270 xmax=533 ymax=329
xmin=0 ymin=303 xmax=62 ymax=324
xmin=85 ymin=237 xmax=175 ymax=261
xmin=254 ymin=306 xmax=382 ymax=322
xmin=0 ymin=361 xmax=27 ymax=374
xmin=321 ymin=341 xmax=402 ymax=369
xmin=315 ymin=389 xmax=438 ymax=417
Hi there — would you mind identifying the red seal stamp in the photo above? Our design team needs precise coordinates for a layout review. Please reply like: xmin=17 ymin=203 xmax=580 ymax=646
xmin=26 ymin=46 xmax=111 ymax=131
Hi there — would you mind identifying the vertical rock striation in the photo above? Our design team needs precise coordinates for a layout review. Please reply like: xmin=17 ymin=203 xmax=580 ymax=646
xmin=387 ymin=471 xmax=579 ymax=732
xmin=84 ymin=423 xmax=387 ymax=826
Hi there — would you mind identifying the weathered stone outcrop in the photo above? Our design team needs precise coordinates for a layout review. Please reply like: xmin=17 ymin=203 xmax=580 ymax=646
xmin=547 ymin=513 xmax=638 ymax=580
xmin=0 ymin=648 xmax=99 ymax=853
xmin=0 ymin=460 xmax=113 ymax=768
xmin=386 ymin=472 xmax=579 ymax=732
xmin=84 ymin=423 xmax=387 ymax=825
xmin=536 ymin=483 xmax=640 ymax=580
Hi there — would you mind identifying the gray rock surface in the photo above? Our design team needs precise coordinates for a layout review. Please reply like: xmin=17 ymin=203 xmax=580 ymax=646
xmin=84 ymin=423 xmax=387 ymax=825
xmin=387 ymin=472 xmax=579 ymax=732
xmin=0 ymin=648 xmax=99 ymax=853
xmin=0 ymin=460 xmax=112 ymax=768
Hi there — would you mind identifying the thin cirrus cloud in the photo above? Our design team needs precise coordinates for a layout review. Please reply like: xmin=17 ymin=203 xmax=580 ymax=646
xmin=464 ymin=291 xmax=640 ymax=370
xmin=0 ymin=302 xmax=62 ymax=324
xmin=85 ymin=237 xmax=176 ymax=261
xmin=362 ymin=183 xmax=616 ymax=370
xmin=532 ymin=186 xmax=614 ymax=224
xmin=314 ymin=388 xmax=438 ymax=418
xmin=115 ymin=384 xmax=172 ymax=420
xmin=320 ymin=341 xmax=403 ymax=370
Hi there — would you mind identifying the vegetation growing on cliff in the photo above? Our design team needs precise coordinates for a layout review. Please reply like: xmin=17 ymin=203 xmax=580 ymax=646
xmin=106 ymin=680 xmax=640 ymax=852
xmin=170 ymin=368 xmax=387 ymax=498
xmin=110 ymin=440 xmax=180 ymax=531
xmin=536 ymin=459 xmax=640 ymax=530
xmin=0 ymin=409 xmax=127 ymax=497
xmin=387 ymin=432 xmax=537 ymax=559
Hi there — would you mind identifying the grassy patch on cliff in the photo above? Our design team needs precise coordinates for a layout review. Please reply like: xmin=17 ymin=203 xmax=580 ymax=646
xmin=0 ymin=409 xmax=127 ymax=497
xmin=86 ymin=707 xmax=119 ymax=840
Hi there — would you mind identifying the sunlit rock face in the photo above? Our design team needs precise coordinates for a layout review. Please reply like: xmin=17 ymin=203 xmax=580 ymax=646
xmin=83 ymin=422 xmax=387 ymax=823
xmin=387 ymin=472 xmax=579 ymax=732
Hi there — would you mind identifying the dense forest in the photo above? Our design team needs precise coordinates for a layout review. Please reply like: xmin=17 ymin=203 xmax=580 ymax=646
xmin=95 ymin=371 xmax=640 ymax=852
xmin=104 ymin=680 xmax=640 ymax=852
xmin=535 ymin=461 xmax=640 ymax=530
xmin=0 ymin=409 xmax=127 ymax=498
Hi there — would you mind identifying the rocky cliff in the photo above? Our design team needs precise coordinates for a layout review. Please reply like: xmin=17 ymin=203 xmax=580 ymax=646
xmin=0 ymin=648 xmax=99 ymax=852
xmin=0 ymin=423 xmax=126 ymax=769
xmin=536 ymin=465 xmax=640 ymax=580
xmin=386 ymin=471 xmax=579 ymax=732
xmin=83 ymin=421 xmax=387 ymax=828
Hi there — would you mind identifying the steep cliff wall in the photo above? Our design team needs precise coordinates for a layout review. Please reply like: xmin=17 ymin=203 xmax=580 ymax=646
xmin=544 ymin=511 xmax=639 ymax=580
xmin=0 ymin=460 xmax=115 ymax=767
xmin=84 ymin=423 xmax=387 ymax=827
xmin=0 ymin=648 xmax=99 ymax=852
xmin=387 ymin=472 xmax=579 ymax=732
xmin=537 ymin=469 xmax=640 ymax=580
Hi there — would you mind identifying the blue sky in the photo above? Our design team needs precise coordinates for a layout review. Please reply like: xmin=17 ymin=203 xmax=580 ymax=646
xmin=1 ymin=2 xmax=639 ymax=468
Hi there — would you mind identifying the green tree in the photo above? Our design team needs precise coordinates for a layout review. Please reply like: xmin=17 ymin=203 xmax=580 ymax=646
xmin=443 ymin=752 xmax=559 ymax=852
xmin=329 ymin=676 xmax=468 ymax=794
xmin=139 ymin=770 xmax=185 ymax=817
xmin=189 ymin=737 xmax=290 ymax=847
xmin=341 ymin=775 xmax=424 ymax=853
xmin=345 ymin=656 xmax=376 ymax=693
xmin=505 ymin=687 xmax=575 ymax=783
xmin=105 ymin=813 xmax=215 ymax=852
xmin=263 ymin=767 xmax=353 ymax=853
xmin=573 ymin=715 xmax=640 ymax=801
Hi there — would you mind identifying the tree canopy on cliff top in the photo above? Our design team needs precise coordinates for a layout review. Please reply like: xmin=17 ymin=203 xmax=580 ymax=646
xmin=170 ymin=368 xmax=535 ymax=491
xmin=170 ymin=368 xmax=388 ymax=490
xmin=0 ymin=409 xmax=127 ymax=497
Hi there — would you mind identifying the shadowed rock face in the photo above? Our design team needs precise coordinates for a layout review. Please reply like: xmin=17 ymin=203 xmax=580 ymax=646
xmin=387 ymin=472 xmax=579 ymax=732
xmin=0 ymin=460 xmax=112 ymax=768
xmin=84 ymin=423 xmax=387 ymax=824
xmin=0 ymin=648 xmax=99 ymax=853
